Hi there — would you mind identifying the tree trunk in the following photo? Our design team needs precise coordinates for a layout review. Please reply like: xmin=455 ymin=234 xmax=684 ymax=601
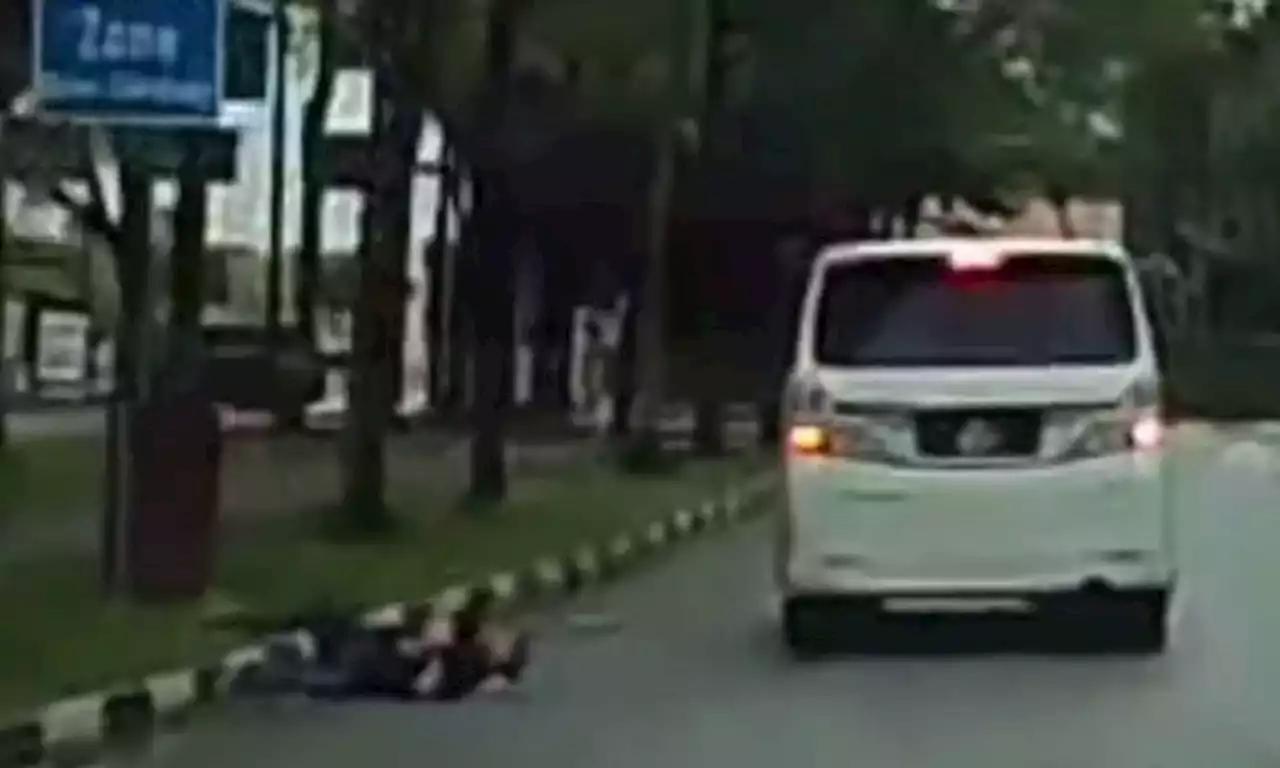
xmin=424 ymin=143 xmax=455 ymax=407
xmin=609 ymin=293 xmax=637 ymax=438
xmin=848 ymin=204 xmax=874 ymax=241
xmin=465 ymin=0 xmax=523 ymax=504
xmin=439 ymin=213 xmax=472 ymax=417
xmin=0 ymin=182 xmax=8 ymax=449
xmin=1048 ymin=186 xmax=1076 ymax=238
xmin=380 ymin=155 xmax=421 ymax=424
xmin=868 ymin=209 xmax=891 ymax=240
xmin=336 ymin=84 xmax=421 ymax=534
xmin=625 ymin=125 xmax=678 ymax=470
xmin=83 ymin=325 xmax=102 ymax=389
xmin=278 ymin=17 xmax=334 ymax=433
xmin=691 ymin=389 xmax=726 ymax=454
xmin=102 ymin=166 xmax=153 ymax=593
xmin=169 ymin=143 xmax=207 ymax=335
xmin=386 ymin=267 xmax=409 ymax=429
xmin=264 ymin=5 xmax=289 ymax=347
xmin=758 ymin=238 xmax=808 ymax=447
xmin=690 ymin=226 xmax=725 ymax=455
xmin=21 ymin=300 xmax=40 ymax=397
xmin=532 ymin=251 xmax=574 ymax=413
xmin=73 ymin=230 xmax=102 ymax=387
xmin=296 ymin=5 xmax=336 ymax=349
xmin=688 ymin=0 xmax=731 ymax=457
xmin=80 ymin=136 xmax=113 ymax=395
xmin=510 ymin=241 xmax=540 ymax=409
xmin=900 ymin=194 xmax=924 ymax=238
xmin=466 ymin=182 xmax=518 ymax=501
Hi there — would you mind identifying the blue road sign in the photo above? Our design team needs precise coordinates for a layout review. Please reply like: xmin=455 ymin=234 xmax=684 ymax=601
xmin=33 ymin=0 xmax=226 ymax=124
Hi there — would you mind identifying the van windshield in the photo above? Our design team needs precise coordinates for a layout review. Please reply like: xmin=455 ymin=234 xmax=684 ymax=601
xmin=813 ymin=253 xmax=1138 ymax=367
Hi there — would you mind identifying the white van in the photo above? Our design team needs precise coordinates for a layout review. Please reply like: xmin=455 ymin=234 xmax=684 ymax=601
xmin=776 ymin=237 xmax=1174 ymax=653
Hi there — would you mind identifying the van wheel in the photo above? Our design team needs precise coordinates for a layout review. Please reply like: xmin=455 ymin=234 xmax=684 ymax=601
xmin=1073 ymin=589 xmax=1169 ymax=653
xmin=782 ymin=597 xmax=828 ymax=658
xmin=1115 ymin=589 xmax=1170 ymax=654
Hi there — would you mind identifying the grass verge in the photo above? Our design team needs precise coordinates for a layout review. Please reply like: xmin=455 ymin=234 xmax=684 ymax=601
xmin=0 ymin=452 xmax=771 ymax=718
xmin=0 ymin=436 xmax=103 ymax=528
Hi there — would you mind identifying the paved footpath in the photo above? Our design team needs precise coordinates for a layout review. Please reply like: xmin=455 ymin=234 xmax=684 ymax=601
xmin=101 ymin=424 xmax=1280 ymax=768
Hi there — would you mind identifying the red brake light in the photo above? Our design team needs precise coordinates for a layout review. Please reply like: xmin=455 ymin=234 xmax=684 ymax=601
xmin=947 ymin=250 xmax=1004 ymax=271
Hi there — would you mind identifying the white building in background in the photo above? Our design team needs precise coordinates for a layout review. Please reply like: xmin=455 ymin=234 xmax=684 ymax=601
xmin=3 ymin=4 xmax=613 ymax=420
xmin=3 ymin=5 xmax=460 ymax=416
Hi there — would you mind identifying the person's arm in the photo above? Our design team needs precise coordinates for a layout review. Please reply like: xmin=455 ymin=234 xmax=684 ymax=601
xmin=411 ymin=654 xmax=444 ymax=697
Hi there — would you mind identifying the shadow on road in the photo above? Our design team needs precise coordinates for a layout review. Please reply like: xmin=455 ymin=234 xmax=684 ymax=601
xmin=762 ymin=611 xmax=1171 ymax=659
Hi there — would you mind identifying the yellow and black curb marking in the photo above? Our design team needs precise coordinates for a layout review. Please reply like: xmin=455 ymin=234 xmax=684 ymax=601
xmin=0 ymin=473 xmax=779 ymax=768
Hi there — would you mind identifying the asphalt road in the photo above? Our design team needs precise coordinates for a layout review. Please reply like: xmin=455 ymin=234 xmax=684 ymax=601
xmin=108 ymin=425 xmax=1280 ymax=768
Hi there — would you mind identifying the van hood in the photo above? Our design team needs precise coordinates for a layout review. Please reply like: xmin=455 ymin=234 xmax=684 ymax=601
xmin=812 ymin=366 xmax=1145 ymax=409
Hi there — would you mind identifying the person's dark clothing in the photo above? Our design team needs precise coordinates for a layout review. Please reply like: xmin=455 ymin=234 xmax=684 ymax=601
xmin=234 ymin=599 xmax=527 ymax=702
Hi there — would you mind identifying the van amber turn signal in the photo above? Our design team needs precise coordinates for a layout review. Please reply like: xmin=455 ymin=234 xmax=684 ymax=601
xmin=788 ymin=425 xmax=829 ymax=456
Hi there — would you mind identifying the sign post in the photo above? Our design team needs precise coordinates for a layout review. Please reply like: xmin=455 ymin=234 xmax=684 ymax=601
xmin=34 ymin=0 xmax=226 ymax=124
xmin=32 ymin=0 xmax=229 ymax=593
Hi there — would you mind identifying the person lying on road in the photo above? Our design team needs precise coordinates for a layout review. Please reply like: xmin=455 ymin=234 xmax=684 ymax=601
xmin=229 ymin=590 xmax=531 ymax=701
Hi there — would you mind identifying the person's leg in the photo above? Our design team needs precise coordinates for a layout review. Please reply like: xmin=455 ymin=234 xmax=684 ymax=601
xmin=367 ymin=653 xmax=430 ymax=699
xmin=581 ymin=353 xmax=599 ymax=422
xmin=487 ymin=630 xmax=531 ymax=684
xmin=405 ymin=589 xmax=532 ymax=700
xmin=425 ymin=629 xmax=530 ymax=698
xmin=231 ymin=639 xmax=309 ymax=696
xmin=425 ymin=642 xmax=491 ymax=701
xmin=302 ymin=665 xmax=358 ymax=699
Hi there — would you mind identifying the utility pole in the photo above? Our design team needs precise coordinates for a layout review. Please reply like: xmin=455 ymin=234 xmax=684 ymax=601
xmin=690 ymin=0 xmax=732 ymax=456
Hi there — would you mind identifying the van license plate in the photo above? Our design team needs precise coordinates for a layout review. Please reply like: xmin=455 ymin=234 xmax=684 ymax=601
xmin=883 ymin=598 xmax=1032 ymax=614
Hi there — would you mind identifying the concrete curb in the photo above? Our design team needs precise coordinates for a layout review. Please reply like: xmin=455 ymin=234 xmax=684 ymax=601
xmin=0 ymin=472 xmax=779 ymax=768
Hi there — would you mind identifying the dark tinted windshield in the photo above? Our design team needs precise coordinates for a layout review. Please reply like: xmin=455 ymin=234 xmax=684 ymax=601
xmin=814 ymin=253 xmax=1137 ymax=367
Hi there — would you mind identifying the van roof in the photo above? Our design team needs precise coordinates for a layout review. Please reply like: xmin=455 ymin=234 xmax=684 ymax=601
xmin=816 ymin=237 xmax=1128 ymax=267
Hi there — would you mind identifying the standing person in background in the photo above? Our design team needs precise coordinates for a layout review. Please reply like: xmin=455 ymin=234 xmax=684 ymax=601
xmin=593 ymin=295 xmax=624 ymax=432
xmin=578 ymin=295 xmax=628 ymax=433
xmin=580 ymin=311 xmax=609 ymax=430
xmin=578 ymin=261 xmax=628 ymax=432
